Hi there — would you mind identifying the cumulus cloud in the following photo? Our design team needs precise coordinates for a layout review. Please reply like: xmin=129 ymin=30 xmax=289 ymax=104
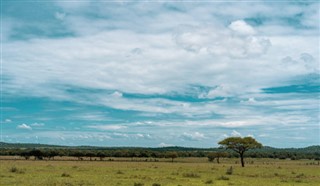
xmin=241 ymin=97 xmax=257 ymax=104
xmin=158 ymin=142 xmax=174 ymax=147
xmin=172 ymin=22 xmax=271 ymax=58
xmin=87 ymin=125 xmax=127 ymax=130
xmin=229 ymin=20 xmax=256 ymax=35
xmin=111 ymin=91 xmax=123 ymax=98
xmin=17 ymin=124 xmax=32 ymax=130
xmin=281 ymin=53 xmax=318 ymax=74
xmin=182 ymin=132 xmax=206 ymax=141
xmin=231 ymin=130 xmax=242 ymax=137
xmin=30 ymin=123 xmax=45 ymax=127
xmin=54 ymin=12 xmax=66 ymax=20
xmin=205 ymin=85 xmax=232 ymax=98
xmin=4 ymin=119 xmax=12 ymax=123
xmin=111 ymin=132 xmax=129 ymax=138
xmin=135 ymin=133 xmax=152 ymax=139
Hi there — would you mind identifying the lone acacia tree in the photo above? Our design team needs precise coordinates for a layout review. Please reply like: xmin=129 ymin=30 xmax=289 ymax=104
xmin=218 ymin=137 xmax=262 ymax=167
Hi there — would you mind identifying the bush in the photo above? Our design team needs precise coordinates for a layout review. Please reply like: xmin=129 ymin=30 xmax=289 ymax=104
xmin=182 ymin=172 xmax=200 ymax=178
xmin=205 ymin=179 xmax=213 ymax=184
xmin=133 ymin=183 xmax=144 ymax=186
xmin=116 ymin=170 xmax=124 ymax=174
xmin=217 ymin=175 xmax=229 ymax=180
xmin=9 ymin=166 xmax=18 ymax=173
xmin=152 ymin=183 xmax=161 ymax=186
xmin=226 ymin=166 xmax=233 ymax=175
xmin=9 ymin=166 xmax=25 ymax=174
xmin=296 ymin=173 xmax=305 ymax=178
xmin=61 ymin=172 xmax=71 ymax=177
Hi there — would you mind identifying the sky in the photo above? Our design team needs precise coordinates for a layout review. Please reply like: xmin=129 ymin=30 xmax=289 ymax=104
xmin=1 ymin=0 xmax=319 ymax=148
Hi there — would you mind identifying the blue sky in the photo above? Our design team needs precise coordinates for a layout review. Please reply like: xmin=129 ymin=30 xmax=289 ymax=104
xmin=1 ymin=0 xmax=319 ymax=148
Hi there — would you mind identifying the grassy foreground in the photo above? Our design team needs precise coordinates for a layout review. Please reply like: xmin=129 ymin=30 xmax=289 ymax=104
xmin=0 ymin=158 xmax=319 ymax=186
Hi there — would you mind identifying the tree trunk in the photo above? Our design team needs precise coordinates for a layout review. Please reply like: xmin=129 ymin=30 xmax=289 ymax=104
xmin=217 ymin=157 xmax=220 ymax=164
xmin=240 ymin=153 xmax=245 ymax=167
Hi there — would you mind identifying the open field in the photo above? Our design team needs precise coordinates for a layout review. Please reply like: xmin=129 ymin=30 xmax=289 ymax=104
xmin=0 ymin=158 xmax=319 ymax=186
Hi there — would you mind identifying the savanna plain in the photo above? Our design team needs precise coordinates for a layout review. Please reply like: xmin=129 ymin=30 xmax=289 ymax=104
xmin=1 ymin=158 xmax=319 ymax=186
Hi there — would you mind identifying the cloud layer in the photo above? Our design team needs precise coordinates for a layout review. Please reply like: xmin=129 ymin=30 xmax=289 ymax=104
xmin=2 ymin=1 xmax=319 ymax=147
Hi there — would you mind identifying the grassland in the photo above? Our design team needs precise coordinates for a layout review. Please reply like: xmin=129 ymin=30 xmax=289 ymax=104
xmin=0 ymin=158 xmax=319 ymax=186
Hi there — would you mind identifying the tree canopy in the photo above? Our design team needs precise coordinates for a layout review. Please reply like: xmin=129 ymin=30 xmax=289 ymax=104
xmin=218 ymin=137 xmax=262 ymax=167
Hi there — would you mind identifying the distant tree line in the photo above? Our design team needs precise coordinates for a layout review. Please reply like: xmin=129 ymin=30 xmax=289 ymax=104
xmin=0 ymin=146 xmax=319 ymax=161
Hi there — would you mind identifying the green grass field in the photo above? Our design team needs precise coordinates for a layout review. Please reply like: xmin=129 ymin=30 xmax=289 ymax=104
xmin=0 ymin=158 xmax=319 ymax=186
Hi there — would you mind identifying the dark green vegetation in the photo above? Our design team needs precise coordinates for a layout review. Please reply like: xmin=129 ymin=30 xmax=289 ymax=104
xmin=0 ymin=142 xmax=319 ymax=161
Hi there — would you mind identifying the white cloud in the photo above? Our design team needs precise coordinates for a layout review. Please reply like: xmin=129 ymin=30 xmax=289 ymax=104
xmin=17 ymin=124 xmax=32 ymax=130
xmin=258 ymin=134 xmax=269 ymax=137
xmin=72 ymin=113 xmax=109 ymax=121
xmin=241 ymin=97 xmax=256 ymax=104
xmin=206 ymin=85 xmax=232 ymax=98
xmin=231 ymin=130 xmax=241 ymax=137
xmin=182 ymin=132 xmax=206 ymax=141
xmin=87 ymin=125 xmax=127 ymax=130
xmin=229 ymin=20 xmax=256 ymax=35
xmin=135 ymin=133 xmax=152 ymax=139
xmin=55 ymin=12 xmax=66 ymax=20
xmin=4 ymin=119 xmax=12 ymax=123
xmin=111 ymin=91 xmax=123 ymax=98
xmin=172 ymin=23 xmax=271 ymax=58
xmin=30 ymin=123 xmax=45 ymax=127
xmin=112 ymin=132 xmax=129 ymax=138
xmin=158 ymin=142 xmax=174 ymax=147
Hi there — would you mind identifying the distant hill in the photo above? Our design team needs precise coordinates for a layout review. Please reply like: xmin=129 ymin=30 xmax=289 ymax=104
xmin=0 ymin=142 xmax=66 ymax=149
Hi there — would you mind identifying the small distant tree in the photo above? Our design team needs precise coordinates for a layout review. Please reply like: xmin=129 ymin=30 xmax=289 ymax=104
xmin=217 ymin=152 xmax=229 ymax=163
xmin=218 ymin=137 xmax=262 ymax=167
xmin=20 ymin=151 xmax=31 ymax=160
xmin=207 ymin=152 xmax=228 ymax=163
xmin=165 ymin=152 xmax=178 ymax=162
xmin=207 ymin=152 xmax=216 ymax=162
xmin=85 ymin=151 xmax=96 ymax=161
xmin=71 ymin=151 xmax=84 ymax=161
xmin=97 ymin=152 xmax=106 ymax=161
xmin=47 ymin=150 xmax=59 ymax=160
xmin=29 ymin=149 xmax=44 ymax=160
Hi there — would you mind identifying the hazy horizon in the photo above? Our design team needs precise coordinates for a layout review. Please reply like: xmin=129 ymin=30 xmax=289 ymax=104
xmin=1 ymin=1 xmax=319 ymax=148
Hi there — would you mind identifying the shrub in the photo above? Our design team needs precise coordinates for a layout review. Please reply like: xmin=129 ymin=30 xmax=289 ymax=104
xmin=61 ymin=172 xmax=71 ymax=177
xmin=226 ymin=166 xmax=233 ymax=175
xmin=296 ymin=173 xmax=305 ymax=178
xmin=205 ymin=179 xmax=213 ymax=184
xmin=133 ymin=183 xmax=144 ymax=186
xmin=9 ymin=166 xmax=18 ymax=173
xmin=182 ymin=172 xmax=200 ymax=178
xmin=152 ymin=183 xmax=161 ymax=186
xmin=217 ymin=175 xmax=229 ymax=180
xmin=171 ymin=172 xmax=179 ymax=175
xmin=9 ymin=166 xmax=25 ymax=174
xmin=116 ymin=170 xmax=124 ymax=174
